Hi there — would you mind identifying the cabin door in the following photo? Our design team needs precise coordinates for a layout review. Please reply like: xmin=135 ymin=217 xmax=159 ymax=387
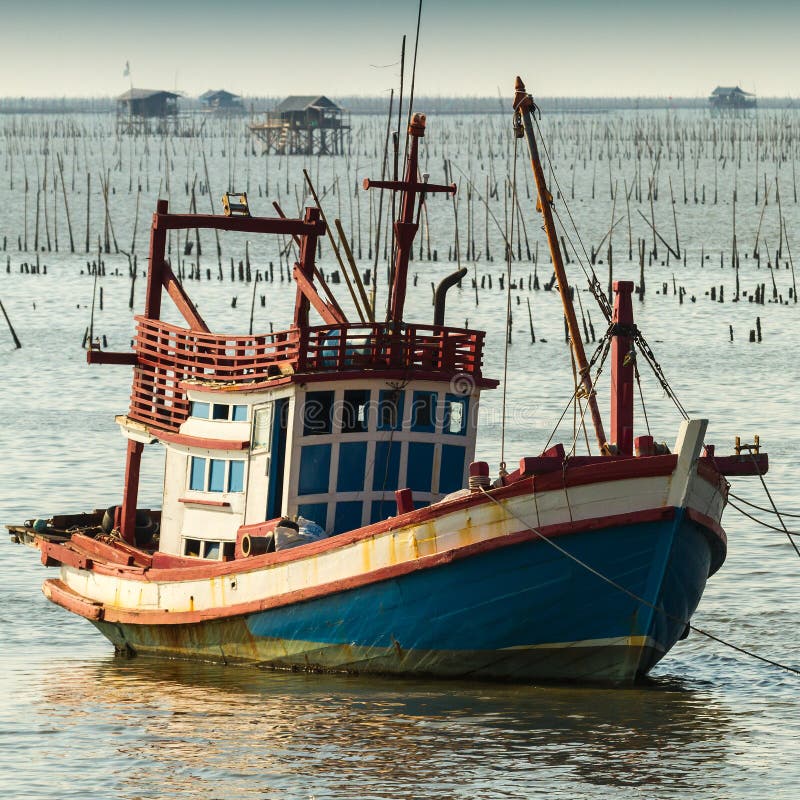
xmin=267 ymin=398 xmax=289 ymax=519
xmin=246 ymin=398 xmax=289 ymax=523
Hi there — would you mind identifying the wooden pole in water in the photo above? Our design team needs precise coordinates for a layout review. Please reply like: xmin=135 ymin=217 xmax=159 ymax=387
xmin=514 ymin=77 xmax=607 ymax=450
xmin=85 ymin=172 xmax=90 ymax=253
xmin=0 ymin=298 xmax=21 ymax=348
xmin=56 ymin=153 xmax=74 ymax=252
xmin=783 ymin=217 xmax=797 ymax=304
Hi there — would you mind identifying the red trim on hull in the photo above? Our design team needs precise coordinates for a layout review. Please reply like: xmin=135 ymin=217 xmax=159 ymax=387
xmin=52 ymin=507 xmax=679 ymax=625
xmin=43 ymin=580 xmax=104 ymax=621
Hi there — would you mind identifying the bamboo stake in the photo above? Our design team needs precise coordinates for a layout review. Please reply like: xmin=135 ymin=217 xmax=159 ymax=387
xmin=335 ymin=218 xmax=373 ymax=322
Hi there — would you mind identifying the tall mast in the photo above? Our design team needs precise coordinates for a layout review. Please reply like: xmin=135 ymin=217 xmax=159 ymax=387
xmin=363 ymin=113 xmax=455 ymax=326
xmin=513 ymin=77 xmax=608 ymax=452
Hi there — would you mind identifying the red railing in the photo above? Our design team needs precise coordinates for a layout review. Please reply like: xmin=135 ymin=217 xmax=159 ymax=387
xmin=128 ymin=318 xmax=486 ymax=432
xmin=130 ymin=317 xmax=301 ymax=431
xmin=303 ymin=324 xmax=485 ymax=376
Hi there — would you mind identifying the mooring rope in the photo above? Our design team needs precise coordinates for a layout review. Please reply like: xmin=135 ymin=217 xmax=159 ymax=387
xmin=729 ymin=491 xmax=800 ymax=519
xmin=745 ymin=451 xmax=800 ymax=560
xmin=727 ymin=499 xmax=800 ymax=536
xmin=479 ymin=487 xmax=800 ymax=677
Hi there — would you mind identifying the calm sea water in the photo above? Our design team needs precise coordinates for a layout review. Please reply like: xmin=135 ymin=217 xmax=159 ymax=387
xmin=1 ymin=110 xmax=799 ymax=799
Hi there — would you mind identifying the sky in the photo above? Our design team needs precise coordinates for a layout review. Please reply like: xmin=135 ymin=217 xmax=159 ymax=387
xmin=1 ymin=0 xmax=798 ymax=98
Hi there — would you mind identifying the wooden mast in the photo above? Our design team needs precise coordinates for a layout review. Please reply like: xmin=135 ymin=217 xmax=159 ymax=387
xmin=513 ymin=76 xmax=608 ymax=452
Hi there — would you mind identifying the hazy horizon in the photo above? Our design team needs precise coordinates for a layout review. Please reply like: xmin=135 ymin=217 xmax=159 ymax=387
xmin=1 ymin=0 xmax=798 ymax=99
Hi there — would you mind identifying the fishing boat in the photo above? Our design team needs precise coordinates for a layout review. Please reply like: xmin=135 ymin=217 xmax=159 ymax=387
xmin=8 ymin=78 xmax=768 ymax=683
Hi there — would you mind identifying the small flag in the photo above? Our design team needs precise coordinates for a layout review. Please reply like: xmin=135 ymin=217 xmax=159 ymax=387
xmin=123 ymin=61 xmax=130 ymax=77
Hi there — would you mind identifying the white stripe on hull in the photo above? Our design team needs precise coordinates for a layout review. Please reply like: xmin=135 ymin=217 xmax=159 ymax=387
xmin=60 ymin=469 xmax=720 ymax=618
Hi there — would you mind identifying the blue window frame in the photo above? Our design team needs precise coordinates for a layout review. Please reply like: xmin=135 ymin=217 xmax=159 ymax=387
xmin=439 ymin=445 xmax=467 ymax=494
xmin=189 ymin=401 xmax=210 ymax=419
xmin=297 ymin=503 xmax=328 ymax=529
xmin=333 ymin=501 xmax=363 ymax=535
xmin=341 ymin=389 xmax=370 ymax=433
xmin=228 ymin=461 xmax=245 ymax=492
xmin=304 ymin=391 xmax=334 ymax=436
xmin=299 ymin=444 xmax=332 ymax=495
xmin=337 ymin=442 xmax=367 ymax=492
xmin=209 ymin=459 xmax=226 ymax=492
xmin=189 ymin=457 xmax=245 ymax=493
xmin=371 ymin=499 xmax=397 ymax=523
xmin=232 ymin=404 xmax=248 ymax=421
xmin=189 ymin=456 xmax=206 ymax=490
xmin=411 ymin=391 xmax=437 ymax=433
xmin=377 ymin=389 xmax=404 ymax=431
xmin=372 ymin=441 xmax=401 ymax=492
xmin=212 ymin=404 xmax=230 ymax=421
xmin=443 ymin=394 xmax=469 ymax=435
xmin=406 ymin=442 xmax=434 ymax=493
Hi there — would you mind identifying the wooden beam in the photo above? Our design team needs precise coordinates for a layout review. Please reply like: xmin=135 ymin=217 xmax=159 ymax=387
xmin=162 ymin=262 xmax=209 ymax=332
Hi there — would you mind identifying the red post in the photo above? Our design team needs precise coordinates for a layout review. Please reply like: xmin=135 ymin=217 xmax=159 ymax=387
xmin=611 ymin=280 xmax=635 ymax=456
xmin=144 ymin=199 xmax=169 ymax=320
xmin=120 ymin=440 xmax=144 ymax=544
xmin=293 ymin=206 xmax=323 ymax=371
xmin=395 ymin=488 xmax=414 ymax=515
xmin=388 ymin=116 xmax=425 ymax=326
xmin=362 ymin=113 xmax=455 ymax=328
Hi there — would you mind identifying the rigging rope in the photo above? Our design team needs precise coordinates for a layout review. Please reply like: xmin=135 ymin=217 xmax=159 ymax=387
xmin=533 ymin=111 xmax=694 ymax=426
xmin=499 ymin=135 xmax=519 ymax=473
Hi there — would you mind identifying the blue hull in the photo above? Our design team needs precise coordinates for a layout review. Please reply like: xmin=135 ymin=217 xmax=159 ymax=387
xmin=96 ymin=509 xmax=717 ymax=682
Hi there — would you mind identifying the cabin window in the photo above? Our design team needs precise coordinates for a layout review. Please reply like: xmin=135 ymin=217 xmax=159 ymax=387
xmin=183 ymin=538 xmax=201 ymax=557
xmin=340 ymin=389 xmax=370 ymax=433
xmin=189 ymin=401 xmax=248 ymax=422
xmin=187 ymin=457 xmax=246 ymax=493
xmin=298 ymin=444 xmax=332 ymax=495
xmin=407 ymin=442 xmax=435 ymax=493
xmin=337 ymin=442 xmax=367 ymax=492
xmin=378 ymin=389 xmax=404 ymax=431
xmin=252 ymin=404 xmax=274 ymax=451
xmin=372 ymin=441 xmax=401 ymax=491
xmin=189 ymin=456 xmax=206 ymax=490
xmin=443 ymin=394 xmax=469 ymax=436
xmin=229 ymin=461 xmax=245 ymax=492
xmin=213 ymin=403 xmax=230 ymax=421
xmin=183 ymin=538 xmax=234 ymax=561
xmin=333 ymin=501 xmax=363 ymax=535
xmin=304 ymin=391 xmax=334 ymax=436
xmin=189 ymin=401 xmax=210 ymax=419
xmin=209 ymin=459 xmax=226 ymax=492
xmin=411 ymin=391 xmax=437 ymax=433
xmin=439 ymin=445 xmax=467 ymax=494
xmin=370 ymin=499 xmax=397 ymax=524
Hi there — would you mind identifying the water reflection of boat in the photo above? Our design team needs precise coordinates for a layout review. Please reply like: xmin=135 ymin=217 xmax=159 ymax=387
xmin=38 ymin=658 xmax=733 ymax=797
xmin=9 ymin=77 xmax=767 ymax=683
